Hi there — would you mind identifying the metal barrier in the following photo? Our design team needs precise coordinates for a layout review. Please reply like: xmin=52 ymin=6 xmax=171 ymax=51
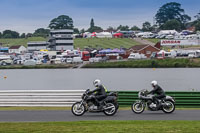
xmin=0 ymin=90 xmax=84 ymax=107
xmin=118 ymin=91 xmax=200 ymax=107
xmin=0 ymin=90 xmax=199 ymax=107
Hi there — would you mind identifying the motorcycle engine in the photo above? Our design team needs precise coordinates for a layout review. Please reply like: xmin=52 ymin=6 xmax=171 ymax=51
xmin=149 ymin=103 xmax=157 ymax=108
xmin=88 ymin=105 xmax=98 ymax=111
xmin=88 ymin=102 xmax=98 ymax=111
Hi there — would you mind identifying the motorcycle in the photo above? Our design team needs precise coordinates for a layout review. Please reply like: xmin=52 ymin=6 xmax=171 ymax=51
xmin=71 ymin=89 xmax=119 ymax=116
xmin=131 ymin=89 xmax=175 ymax=114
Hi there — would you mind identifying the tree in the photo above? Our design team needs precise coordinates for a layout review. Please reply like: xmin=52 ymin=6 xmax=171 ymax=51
xmin=117 ymin=25 xmax=129 ymax=31
xmin=2 ymin=30 xmax=19 ymax=38
xmin=80 ymin=28 xmax=85 ymax=34
xmin=26 ymin=33 xmax=33 ymax=38
xmin=20 ymin=33 xmax=26 ymax=38
xmin=131 ymin=26 xmax=140 ymax=31
xmin=194 ymin=11 xmax=200 ymax=21
xmin=87 ymin=18 xmax=103 ymax=33
xmin=90 ymin=18 xmax=95 ymax=28
xmin=49 ymin=15 xmax=74 ymax=29
xmin=0 ymin=32 xmax=2 ymax=38
xmin=87 ymin=26 xmax=103 ymax=33
xmin=142 ymin=21 xmax=152 ymax=31
xmin=155 ymin=2 xmax=191 ymax=28
xmin=33 ymin=28 xmax=50 ymax=37
xmin=161 ymin=19 xmax=182 ymax=31
xmin=195 ymin=21 xmax=200 ymax=31
xmin=73 ymin=28 xmax=79 ymax=34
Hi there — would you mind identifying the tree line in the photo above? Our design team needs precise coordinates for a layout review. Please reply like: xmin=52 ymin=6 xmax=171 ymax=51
xmin=0 ymin=2 xmax=200 ymax=39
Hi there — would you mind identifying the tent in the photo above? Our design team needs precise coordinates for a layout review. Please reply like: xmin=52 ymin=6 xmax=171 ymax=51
xmin=96 ymin=32 xmax=112 ymax=38
xmin=99 ymin=48 xmax=125 ymax=54
xmin=158 ymin=30 xmax=178 ymax=35
xmin=111 ymin=48 xmax=125 ymax=54
xmin=113 ymin=33 xmax=123 ymax=38
xmin=99 ymin=49 xmax=112 ymax=54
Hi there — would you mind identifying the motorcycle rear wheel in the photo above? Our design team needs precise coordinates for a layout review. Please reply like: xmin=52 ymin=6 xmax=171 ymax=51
xmin=103 ymin=103 xmax=117 ymax=116
xmin=162 ymin=100 xmax=175 ymax=113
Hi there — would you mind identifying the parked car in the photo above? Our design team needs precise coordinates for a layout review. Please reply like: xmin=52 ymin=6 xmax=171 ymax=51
xmin=0 ymin=59 xmax=13 ymax=66
xmin=89 ymin=54 xmax=108 ymax=63
xmin=24 ymin=60 xmax=36 ymax=66
xmin=66 ymin=58 xmax=73 ymax=64
xmin=89 ymin=57 xmax=102 ymax=63
xmin=128 ymin=53 xmax=147 ymax=60
xmin=73 ymin=57 xmax=83 ymax=63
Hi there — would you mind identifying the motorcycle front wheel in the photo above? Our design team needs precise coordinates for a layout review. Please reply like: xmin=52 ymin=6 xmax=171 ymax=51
xmin=103 ymin=103 xmax=117 ymax=116
xmin=131 ymin=101 xmax=145 ymax=114
xmin=71 ymin=102 xmax=86 ymax=116
xmin=162 ymin=100 xmax=175 ymax=113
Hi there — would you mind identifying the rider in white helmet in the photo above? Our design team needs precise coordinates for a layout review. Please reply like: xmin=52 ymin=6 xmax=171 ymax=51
xmin=89 ymin=79 xmax=108 ymax=110
xmin=149 ymin=80 xmax=166 ymax=109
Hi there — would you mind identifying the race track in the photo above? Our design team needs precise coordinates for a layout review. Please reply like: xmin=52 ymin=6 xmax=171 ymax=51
xmin=0 ymin=110 xmax=199 ymax=122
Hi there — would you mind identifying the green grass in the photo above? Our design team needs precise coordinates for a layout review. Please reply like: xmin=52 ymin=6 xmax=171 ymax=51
xmin=74 ymin=38 xmax=140 ymax=49
xmin=0 ymin=37 xmax=140 ymax=49
xmin=0 ymin=121 xmax=199 ymax=133
xmin=0 ymin=37 xmax=46 ymax=47
xmin=83 ymin=58 xmax=200 ymax=68
xmin=145 ymin=38 xmax=161 ymax=44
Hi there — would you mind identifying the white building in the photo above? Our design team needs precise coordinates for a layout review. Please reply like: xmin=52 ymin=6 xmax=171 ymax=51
xmin=49 ymin=29 xmax=74 ymax=51
xmin=9 ymin=45 xmax=27 ymax=54
xmin=27 ymin=41 xmax=49 ymax=51
xmin=27 ymin=29 xmax=74 ymax=52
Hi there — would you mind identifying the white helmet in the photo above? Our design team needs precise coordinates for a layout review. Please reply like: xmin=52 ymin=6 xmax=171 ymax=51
xmin=93 ymin=79 xmax=101 ymax=87
xmin=151 ymin=80 xmax=158 ymax=86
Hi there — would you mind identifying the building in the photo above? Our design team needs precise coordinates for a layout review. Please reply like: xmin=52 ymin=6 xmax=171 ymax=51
xmin=27 ymin=29 xmax=74 ymax=52
xmin=129 ymin=44 xmax=160 ymax=58
xmin=27 ymin=41 xmax=49 ymax=52
xmin=0 ymin=47 xmax=9 ymax=53
xmin=49 ymin=29 xmax=74 ymax=51
xmin=9 ymin=45 xmax=27 ymax=54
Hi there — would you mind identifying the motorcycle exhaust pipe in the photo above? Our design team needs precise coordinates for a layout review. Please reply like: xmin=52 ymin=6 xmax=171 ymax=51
xmin=104 ymin=105 xmax=115 ymax=110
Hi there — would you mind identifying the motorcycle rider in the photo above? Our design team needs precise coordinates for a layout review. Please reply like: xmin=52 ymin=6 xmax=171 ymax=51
xmin=88 ymin=79 xmax=108 ymax=110
xmin=148 ymin=80 xmax=166 ymax=109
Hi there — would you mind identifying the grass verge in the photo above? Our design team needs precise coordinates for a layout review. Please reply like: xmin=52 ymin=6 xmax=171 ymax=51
xmin=0 ymin=121 xmax=199 ymax=133
xmin=0 ymin=64 xmax=75 ymax=69
xmin=83 ymin=58 xmax=200 ymax=68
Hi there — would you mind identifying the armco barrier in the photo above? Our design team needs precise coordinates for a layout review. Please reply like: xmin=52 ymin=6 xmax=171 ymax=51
xmin=0 ymin=90 xmax=84 ymax=107
xmin=0 ymin=90 xmax=199 ymax=107
xmin=117 ymin=91 xmax=200 ymax=107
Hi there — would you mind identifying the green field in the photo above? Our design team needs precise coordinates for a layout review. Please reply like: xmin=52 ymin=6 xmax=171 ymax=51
xmin=0 ymin=37 xmax=46 ymax=47
xmin=145 ymin=38 xmax=161 ymax=44
xmin=0 ymin=121 xmax=199 ymax=133
xmin=74 ymin=38 xmax=140 ymax=49
xmin=0 ymin=37 xmax=140 ymax=49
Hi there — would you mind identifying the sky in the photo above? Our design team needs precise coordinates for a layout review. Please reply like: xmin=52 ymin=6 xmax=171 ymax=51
xmin=0 ymin=0 xmax=199 ymax=34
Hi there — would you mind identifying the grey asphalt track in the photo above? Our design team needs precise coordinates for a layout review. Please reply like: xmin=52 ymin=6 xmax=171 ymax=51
xmin=0 ymin=110 xmax=200 ymax=122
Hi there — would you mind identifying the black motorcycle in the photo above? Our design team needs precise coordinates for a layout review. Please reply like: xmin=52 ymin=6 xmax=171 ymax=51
xmin=131 ymin=89 xmax=175 ymax=114
xmin=71 ymin=89 xmax=118 ymax=116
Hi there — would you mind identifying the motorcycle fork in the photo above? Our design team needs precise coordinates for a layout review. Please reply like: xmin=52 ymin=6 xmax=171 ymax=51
xmin=78 ymin=100 xmax=84 ymax=109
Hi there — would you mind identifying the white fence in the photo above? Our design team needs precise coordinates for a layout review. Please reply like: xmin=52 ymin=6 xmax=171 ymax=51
xmin=0 ymin=90 xmax=85 ymax=107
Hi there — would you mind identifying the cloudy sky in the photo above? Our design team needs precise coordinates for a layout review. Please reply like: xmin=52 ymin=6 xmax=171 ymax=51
xmin=0 ymin=0 xmax=199 ymax=34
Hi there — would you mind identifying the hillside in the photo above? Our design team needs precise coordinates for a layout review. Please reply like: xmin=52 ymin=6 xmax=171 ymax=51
xmin=74 ymin=38 xmax=140 ymax=49
xmin=0 ymin=37 xmax=140 ymax=49
xmin=0 ymin=37 xmax=47 ymax=47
